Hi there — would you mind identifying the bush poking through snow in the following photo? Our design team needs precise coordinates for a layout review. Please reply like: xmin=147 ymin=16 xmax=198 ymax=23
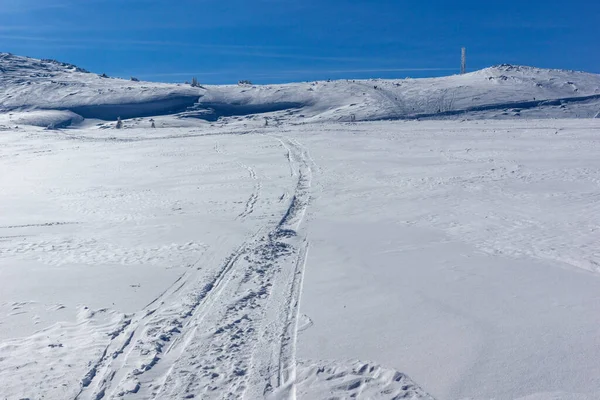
xmin=115 ymin=117 xmax=123 ymax=129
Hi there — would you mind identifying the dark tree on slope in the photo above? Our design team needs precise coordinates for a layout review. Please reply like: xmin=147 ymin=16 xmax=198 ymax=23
xmin=116 ymin=117 xmax=123 ymax=129
xmin=191 ymin=77 xmax=199 ymax=87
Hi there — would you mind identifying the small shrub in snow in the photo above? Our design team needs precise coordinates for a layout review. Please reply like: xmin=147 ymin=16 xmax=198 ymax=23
xmin=100 ymin=73 xmax=109 ymax=78
xmin=238 ymin=80 xmax=253 ymax=86
xmin=116 ymin=117 xmax=123 ymax=129
xmin=131 ymin=76 xmax=139 ymax=82
xmin=191 ymin=77 xmax=200 ymax=87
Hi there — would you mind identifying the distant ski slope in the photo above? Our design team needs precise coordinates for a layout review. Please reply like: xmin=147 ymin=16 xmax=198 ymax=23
xmin=2 ymin=53 xmax=600 ymax=126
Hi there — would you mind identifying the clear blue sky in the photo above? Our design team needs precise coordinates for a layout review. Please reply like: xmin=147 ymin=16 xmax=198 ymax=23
xmin=1 ymin=0 xmax=598 ymax=84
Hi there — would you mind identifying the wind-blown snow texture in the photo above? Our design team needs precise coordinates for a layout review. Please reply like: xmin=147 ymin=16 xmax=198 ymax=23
xmin=0 ymin=53 xmax=201 ymax=122
xmin=2 ymin=53 xmax=600 ymax=127
xmin=196 ymin=65 xmax=600 ymax=122
xmin=3 ymin=120 xmax=600 ymax=400
xmin=2 ymin=55 xmax=600 ymax=400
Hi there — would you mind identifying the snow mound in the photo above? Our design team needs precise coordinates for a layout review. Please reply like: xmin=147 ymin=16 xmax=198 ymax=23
xmin=0 ymin=109 xmax=83 ymax=128
xmin=0 ymin=306 xmax=127 ymax=400
xmin=271 ymin=360 xmax=434 ymax=399
xmin=0 ymin=53 xmax=201 ymax=121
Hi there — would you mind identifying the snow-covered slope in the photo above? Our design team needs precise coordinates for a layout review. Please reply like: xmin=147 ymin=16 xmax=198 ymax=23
xmin=3 ymin=120 xmax=600 ymax=400
xmin=196 ymin=65 xmax=600 ymax=122
xmin=2 ymin=53 xmax=600 ymax=127
xmin=0 ymin=53 xmax=202 ymax=122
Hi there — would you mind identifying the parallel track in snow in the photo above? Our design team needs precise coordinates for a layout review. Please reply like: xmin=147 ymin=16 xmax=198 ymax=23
xmin=74 ymin=135 xmax=312 ymax=400
xmin=237 ymin=163 xmax=261 ymax=219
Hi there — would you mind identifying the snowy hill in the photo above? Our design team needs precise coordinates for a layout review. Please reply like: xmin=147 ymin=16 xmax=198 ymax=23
xmin=3 ymin=55 xmax=600 ymax=400
xmin=1 ymin=53 xmax=600 ymax=127
xmin=0 ymin=53 xmax=202 ymax=125
xmin=196 ymin=64 xmax=600 ymax=122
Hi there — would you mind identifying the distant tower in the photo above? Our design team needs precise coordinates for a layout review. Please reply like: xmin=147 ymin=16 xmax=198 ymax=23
xmin=461 ymin=47 xmax=467 ymax=75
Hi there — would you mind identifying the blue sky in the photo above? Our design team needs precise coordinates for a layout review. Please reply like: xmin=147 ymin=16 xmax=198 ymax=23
xmin=1 ymin=0 xmax=598 ymax=84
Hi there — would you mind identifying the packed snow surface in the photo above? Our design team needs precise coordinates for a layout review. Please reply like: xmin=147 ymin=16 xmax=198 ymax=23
xmin=1 ymin=119 xmax=600 ymax=400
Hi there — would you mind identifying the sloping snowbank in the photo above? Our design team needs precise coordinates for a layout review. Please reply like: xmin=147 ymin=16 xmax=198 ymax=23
xmin=0 ymin=109 xmax=83 ymax=128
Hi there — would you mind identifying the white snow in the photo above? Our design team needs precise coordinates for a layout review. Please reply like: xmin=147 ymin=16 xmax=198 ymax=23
xmin=3 ymin=53 xmax=600 ymax=127
xmin=196 ymin=65 xmax=600 ymax=122
xmin=2 ymin=54 xmax=600 ymax=400
xmin=2 ymin=120 xmax=600 ymax=400
xmin=0 ymin=53 xmax=202 ymax=123
xmin=293 ymin=120 xmax=600 ymax=400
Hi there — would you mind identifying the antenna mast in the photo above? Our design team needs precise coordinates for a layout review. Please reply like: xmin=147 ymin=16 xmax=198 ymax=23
xmin=461 ymin=47 xmax=467 ymax=75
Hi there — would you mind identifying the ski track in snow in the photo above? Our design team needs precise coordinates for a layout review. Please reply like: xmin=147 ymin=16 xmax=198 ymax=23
xmin=141 ymin=136 xmax=312 ymax=400
xmin=5 ymin=53 xmax=600 ymax=400
xmin=214 ymin=138 xmax=262 ymax=220
xmin=71 ymin=135 xmax=308 ymax=399
xmin=7 ymin=120 xmax=600 ymax=399
xmin=237 ymin=163 xmax=261 ymax=220
xmin=58 ymin=132 xmax=430 ymax=400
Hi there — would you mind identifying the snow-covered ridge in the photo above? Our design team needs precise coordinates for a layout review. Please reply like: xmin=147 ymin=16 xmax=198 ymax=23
xmin=2 ymin=53 xmax=600 ymax=126
xmin=0 ymin=53 xmax=202 ymax=121
xmin=195 ymin=63 xmax=600 ymax=122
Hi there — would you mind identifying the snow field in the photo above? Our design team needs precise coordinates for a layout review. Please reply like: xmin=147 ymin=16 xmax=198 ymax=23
xmin=1 ymin=116 xmax=600 ymax=399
